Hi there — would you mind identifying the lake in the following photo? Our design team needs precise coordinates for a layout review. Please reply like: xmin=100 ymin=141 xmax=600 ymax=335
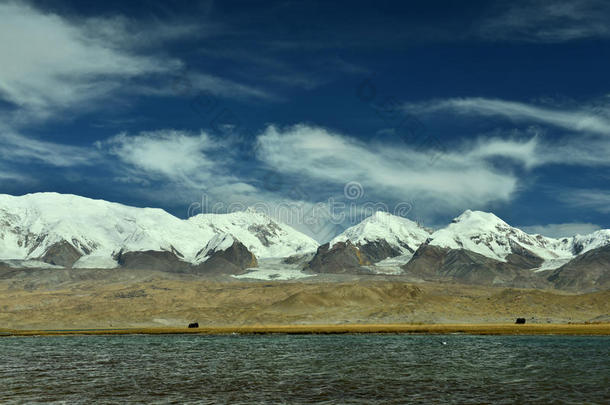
xmin=1 ymin=334 xmax=608 ymax=404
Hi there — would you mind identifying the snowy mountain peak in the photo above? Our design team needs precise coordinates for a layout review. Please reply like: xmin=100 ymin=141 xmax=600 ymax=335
xmin=430 ymin=211 xmax=577 ymax=265
xmin=572 ymin=230 xmax=610 ymax=255
xmin=452 ymin=210 xmax=509 ymax=229
xmin=331 ymin=211 xmax=431 ymax=254
xmin=243 ymin=206 xmax=266 ymax=215
xmin=187 ymin=209 xmax=319 ymax=258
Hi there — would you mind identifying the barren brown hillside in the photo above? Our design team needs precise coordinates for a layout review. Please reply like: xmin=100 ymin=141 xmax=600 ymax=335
xmin=1 ymin=268 xmax=608 ymax=330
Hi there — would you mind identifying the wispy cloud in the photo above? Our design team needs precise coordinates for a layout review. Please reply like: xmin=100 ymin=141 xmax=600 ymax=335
xmin=521 ymin=222 xmax=602 ymax=238
xmin=0 ymin=163 xmax=31 ymax=184
xmin=403 ymin=97 xmax=610 ymax=171
xmin=465 ymin=136 xmax=541 ymax=169
xmin=255 ymin=124 xmax=520 ymax=216
xmin=98 ymin=129 xmax=245 ymax=194
xmin=135 ymin=73 xmax=276 ymax=101
xmin=404 ymin=97 xmax=610 ymax=136
xmin=463 ymin=131 xmax=610 ymax=169
xmin=197 ymin=46 xmax=368 ymax=92
xmin=478 ymin=0 xmax=610 ymax=42
xmin=559 ymin=189 xmax=610 ymax=214
xmin=0 ymin=2 xmax=179 ymax=122
xmin=100 ymin=130 xmax=218 ymax=179
xmin=97 ymin=129 xmax=272 ymax=207
xmin=0 ymin=1 xmax=273 ymax=127
xmin=0 ymin=131 xmax=99 ymax=167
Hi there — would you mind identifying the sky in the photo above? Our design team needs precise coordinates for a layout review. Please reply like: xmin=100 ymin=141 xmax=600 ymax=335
xmin=0 ymin=0 xmax=609 ymax=242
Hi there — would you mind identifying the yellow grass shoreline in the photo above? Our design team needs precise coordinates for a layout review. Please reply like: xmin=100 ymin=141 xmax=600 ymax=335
xmin=2 ymin=323 xmax=610 ymax=337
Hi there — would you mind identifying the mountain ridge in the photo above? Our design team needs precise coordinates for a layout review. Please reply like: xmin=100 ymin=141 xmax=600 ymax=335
xmin=0 ymin=193 xmax=318 ymax=268
xmin=0 ymin=193 xmax=609 ymax=291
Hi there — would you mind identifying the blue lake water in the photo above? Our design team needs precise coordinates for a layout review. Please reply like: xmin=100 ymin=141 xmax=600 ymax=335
xmin=1 ymin=334 xmax=609 ymax=404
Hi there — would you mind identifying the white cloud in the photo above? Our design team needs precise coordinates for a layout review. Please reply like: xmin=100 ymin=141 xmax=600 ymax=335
xmin=0 ymin=1 xmax=272 ymax=127
xmin=404 ymin=97 xmax=610 ymax=170
xmin=98 ymin=129 xmax=264 ymax=204
xmin=466 ymin=136 xmax=541 ymax=169
xmin=404 ymin=97 xmax=610 ymax=136
xmin=463 ymin=131 xmax=610 ymax=169
xmin=521 ymin=222 xmax=602 ymax=238
xmin=559 ymin=189 xmax=610 ymax=214
xmin=255 ymin=124 xmax=520 ymax=216
xmin=0 ymin=130 xmax=99 ymax=167
xmin=102 ymin=130 xmax=217 ymax=178
xmin=0 ymin=2 xmax=180 ymax=120
xmin=136 ymin=73 xmax=275 ymax=101
xmin=478 ymin=0 xmax=610 ymax=42
xmin=0 ymin=164 xmax=30 ymax=183
xmin=84 ymin=14 xmax=204 ymax=49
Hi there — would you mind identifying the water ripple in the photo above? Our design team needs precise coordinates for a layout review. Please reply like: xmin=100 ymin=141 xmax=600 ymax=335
xmin=0 ymin=334 xmax=608 ymax=404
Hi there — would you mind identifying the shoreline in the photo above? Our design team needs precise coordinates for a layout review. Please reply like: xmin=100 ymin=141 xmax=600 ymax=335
xmin=2 ymin=323 xmax=610 ymax=337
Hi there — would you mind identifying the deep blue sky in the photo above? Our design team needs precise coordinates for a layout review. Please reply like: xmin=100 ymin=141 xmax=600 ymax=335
xmin=1 ymin=0 xmax=609 ymax=241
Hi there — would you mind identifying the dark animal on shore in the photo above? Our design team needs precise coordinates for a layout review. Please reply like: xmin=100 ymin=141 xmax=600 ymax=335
xmin=515 ymin=318 xmax=526 ymax=324
xmin=188 ymin=322 xmax=199 ymax=328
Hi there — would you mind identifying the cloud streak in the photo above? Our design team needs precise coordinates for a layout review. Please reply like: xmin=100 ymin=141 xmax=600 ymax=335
xmin=255 ymin=124 xmax=520 ymax=216
xmin=478 ymin=0 xmax=610 ymax=42
xmin=559 ymin=189 xmax=610 ymax=214
xmin=521 ymin=222 xmax=602 ymax=238
xmin=0 ymin=1 xmax=273 ymax=127
xmin=404 ymin=97 xmax=610 ymax=136
xmin=0 ymin=131 xmax=99 ymax=167
xmin=403 ymin=96 xmax=610 ymax=172
xmin=0 ymin=2 xmax=179 ymax=120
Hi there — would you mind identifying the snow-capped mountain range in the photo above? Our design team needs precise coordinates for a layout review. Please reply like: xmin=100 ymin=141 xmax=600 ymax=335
xmin=0 ymin=193 xmax=318 ymax=268
xmin=425 ymin=210 xmax=609 ymax=271
xmin=0 ymin=193 xmax=608 ymax=276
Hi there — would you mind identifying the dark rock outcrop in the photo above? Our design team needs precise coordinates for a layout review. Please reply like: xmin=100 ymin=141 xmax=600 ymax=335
xmin=40 ymin=241 xmax=82 ymax=268
xmin=306 ymin=237 xmax=408 ymax=274
xmin=400 ymin=244 xmax=449 ymax=279
xmin=402 ymin=244 xmax=546 ymax=288
xmin=283 ymin=252 xmax=315 ymax=266
xmin=116 ymin=250 xmax=191 ymax=272
xmin=111 ymin=240 xmax=258 ymax=276
xmin=248 ymin=222 xmax=282 ymax=247
xmin=193 ymin=241 xmax=258 ymax=275
xmin=0 ymin=261 xmax=11 ymax=273
xmin=548 ymin=245 xmax=610 ymax=292
xmin=307 ymin=241 xmax=373 ymax=274
xmin=357 ymin=240 xmax=402 ymax=263
xmin=506 ymin=240 xmax=544 ymax=269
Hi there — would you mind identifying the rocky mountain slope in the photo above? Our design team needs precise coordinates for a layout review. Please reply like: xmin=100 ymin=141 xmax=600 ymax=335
xmin=548 ymin=245 xmax=610 ymax=292
xmin=402 ymin=245 xmax=547 ymax=288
